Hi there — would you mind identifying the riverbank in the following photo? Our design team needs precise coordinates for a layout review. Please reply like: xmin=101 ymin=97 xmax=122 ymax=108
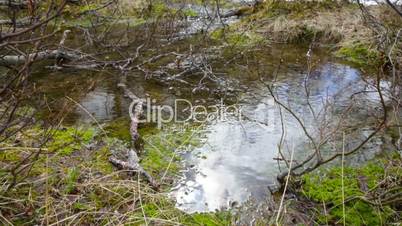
xmin=0 ymin=123 xmax=233 ymax=224
xmin=212 ymin=0 xmax=401 ymax=68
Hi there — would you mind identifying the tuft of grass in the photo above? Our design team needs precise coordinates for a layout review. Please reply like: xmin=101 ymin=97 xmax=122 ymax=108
xmin=64 ymin=167 xmax=80 ymax=194
xmin=183 ymin=8 xmax=198 ymax=17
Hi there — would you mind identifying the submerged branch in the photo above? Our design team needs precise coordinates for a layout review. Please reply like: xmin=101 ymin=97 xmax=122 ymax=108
xmin=108 ymin=72 xmax=159 ymax=190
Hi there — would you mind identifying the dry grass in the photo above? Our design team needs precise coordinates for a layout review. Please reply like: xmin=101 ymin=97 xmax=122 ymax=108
xmin=251 ymin=3 xmax=373 ymax=45
xmin=0 ymin=124 xmax=230 ymax=225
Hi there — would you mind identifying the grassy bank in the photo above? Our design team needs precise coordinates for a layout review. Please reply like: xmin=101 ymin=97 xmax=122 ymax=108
xmin=212 ymin=0 xmax=401 ymax=68
xmin=0 ymin=122 xmax=231 ymax=225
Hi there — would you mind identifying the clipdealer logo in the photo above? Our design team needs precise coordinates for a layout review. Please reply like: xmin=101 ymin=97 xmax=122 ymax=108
xmin=129 ymin=98 xmax=244 ymax=128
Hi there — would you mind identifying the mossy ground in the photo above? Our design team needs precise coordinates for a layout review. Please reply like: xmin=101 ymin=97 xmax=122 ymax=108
xmin=335 ymin=42 xmax=383 ymax=67
xmin=210 ymin=27 xmax=265 ymax=47
xmin=0 ymin=122 xmax=231 ymax=225
xmin=299 ymin=153 xmax=401 ymax=225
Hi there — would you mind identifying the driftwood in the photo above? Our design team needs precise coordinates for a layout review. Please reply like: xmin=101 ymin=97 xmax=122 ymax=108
xmin=0 ymin=17 xmax=32 ymax=27
xmin=0 ymin=0 xmax=28 ymax=8
xmin=117 ymin=81 xmax=144 ymax=141
xmin=109 ymin=150 xmax=159 ymax=190
xmin=0 ymin=30 xmax=80 ymax=66
xmin=109 ymin=75 xmax=159 ymax=190
xmin=0 ymin=50 xmax=82 ymax=66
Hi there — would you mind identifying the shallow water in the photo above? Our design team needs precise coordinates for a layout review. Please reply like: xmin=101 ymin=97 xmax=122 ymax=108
xmin=28 ymin=2 xmax=391 ymax=213
xmin=31 ymin=41 xmax=389 ymax=213
xmin=171 ymin=60 xmax=387 ymax=212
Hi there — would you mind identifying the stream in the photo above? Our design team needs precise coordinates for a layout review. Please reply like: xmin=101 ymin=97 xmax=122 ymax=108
xmin=171 ymin=56 xmax=388 ymax=213
xmin=31 ymin=1 xmax=392 ymax=215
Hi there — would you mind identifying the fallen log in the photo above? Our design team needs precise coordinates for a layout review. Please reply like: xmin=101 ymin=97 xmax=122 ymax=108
xmin=108 ymin=75 xmax=159 ymax=190
xmin=0 ymin=0 xmax=28 ymax=8
xmin=0 ymin=49 xmax=82 ymax=66
xmin=0 ymin=17 xmax=32 ymax=27
xmin=117 ymin=81 xmax=144 ymax=141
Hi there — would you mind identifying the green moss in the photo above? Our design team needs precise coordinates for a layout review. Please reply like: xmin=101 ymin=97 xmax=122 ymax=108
xmin=184 ymin=211 xmax=232 ymax=226
xmin=183 ymin=9 xmax=198 ymax=17
xmin=153 ymin=3 xmax=169 ymax=16
xmin=78 ymin=3 xmax=99 ymax=13
xmin=211 ymin=28 xmax=225 ymax=40
xmin=47 ymin=127 xmax=95 ymax=156
xmin=336 ymin=42 xmax=382 ymax=67
xmin=89 ymin=146 xmax=114 ymax=174
xmin=210 ymin=28 xmax=264 ymax=46
xmin=141 ymin=125 xmax=201 ymax=178
xmin=104 ymin=118 xmax=131 ymax=142
xmin=0 ymin=149 xmax=21 ymax=162
xmin=302 ymin=159 xmax=399 ymax=225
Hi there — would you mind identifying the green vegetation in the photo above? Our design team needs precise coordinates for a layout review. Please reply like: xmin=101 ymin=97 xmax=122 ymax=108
xmin=104 ymin=118 xmax=131 ymax=142
xmin=183 ymin=8 xmax=198 ymax=17
xmin=48 ymin=126 xmax=95 ymax=155
xmin=64 ymin=167 xmax=80 ymax=194
xmin=336 ymin=42 xmax=382 ymax=67
xmin=135 ymin=197 xmax=231 ymax=225
xmin=0 ymin=123 xmax=229 ymax=225
xmin=260 ymin=0 xmax=346 ymax=18
xmin=141 ymin=125 xmax=202 ymax=179
xmin=211 ymin=28 xmax=264 ymax=46
xmin=1 ymin=0 xmax=401 ymax=224
xmin=214 ymin=0 xmax=391 ymax=67
xmin=302 ymin=156 xmax=401 ymax=225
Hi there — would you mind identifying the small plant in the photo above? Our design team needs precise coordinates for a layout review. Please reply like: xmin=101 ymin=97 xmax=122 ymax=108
xmin=64 ymin=167 xmax=80 ymax=194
